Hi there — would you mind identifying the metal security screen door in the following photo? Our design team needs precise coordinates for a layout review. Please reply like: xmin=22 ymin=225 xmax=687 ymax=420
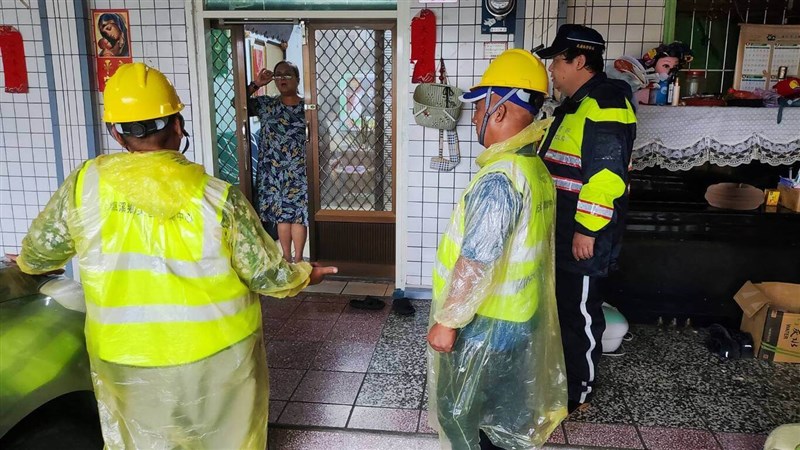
xmin=306 ymin=22 xmax=396 ymax=273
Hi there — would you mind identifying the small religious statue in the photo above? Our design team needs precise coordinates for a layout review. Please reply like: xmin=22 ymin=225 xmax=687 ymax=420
xmin=608 ymin=42 xmax=693 ymax=106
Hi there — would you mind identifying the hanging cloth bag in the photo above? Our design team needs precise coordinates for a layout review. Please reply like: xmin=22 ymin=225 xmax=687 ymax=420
xmin=428 ymin=61 xmax=461 ymax=171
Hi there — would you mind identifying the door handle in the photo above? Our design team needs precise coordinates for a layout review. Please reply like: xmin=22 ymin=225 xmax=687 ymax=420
xmin=241 ymin=119 xmax=249 ymax=172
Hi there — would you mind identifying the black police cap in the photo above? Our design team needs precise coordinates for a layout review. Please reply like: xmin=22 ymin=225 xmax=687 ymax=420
xmin=535 ymin=24 xmax=606 ymax=59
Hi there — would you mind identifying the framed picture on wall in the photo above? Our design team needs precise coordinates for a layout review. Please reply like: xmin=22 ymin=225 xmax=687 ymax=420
xmin=251 ymin=40 xmax=267 ymax=97
xmin=92 ymin=9 xmax=133 ymax=91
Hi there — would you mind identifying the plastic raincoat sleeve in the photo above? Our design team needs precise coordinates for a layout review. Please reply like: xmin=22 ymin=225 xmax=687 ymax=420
xmin=433 ymin=174 xmax=520 ymax=329
xmin=17 ymin=168 xmax=80 ymax=274
xmin=224 ymin=187 xmax=311 ymax=298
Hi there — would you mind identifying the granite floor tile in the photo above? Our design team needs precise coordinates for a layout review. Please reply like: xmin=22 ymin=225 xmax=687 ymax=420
xmin=302 ymin=294 xmax=351 ymax=304
xmin=267 ymin=340 xmax=322 ymax=369
xmin=418 ymin=410 xmax=437 ymax=434
xmin=547 ymin=424 xmax=565 ymax=444
xmin=277 ymin=402 xmax=352 ymax=427
xmin=290 ymin=301 xmax=345 ymax=321
xmin=263 ymin=318 xmax=286 ymax=340
xmin=268 ymin=368 xmax=306 ymax=401
xmin=622 ymin=326 xmax=714 ymax=366
xmin=762 ymin=362 xmax=800 ymax=402
xmin=338 ymin=300 xmax=393 ymax=321
xmin=567 ymin=384 xmax=632 ymax=424
xmin=342 ymin=282 xmax=391 ymax=297
xmin=268 ymin=428 xmax=440 ymax=450
xmin=291 ymin=370 xmax=365 ymax=405
xmin=715 ymin=432 xmax=767 ymax=450
xmin=684 ymin=359 xmax=769 ymax=397
xmin=356 ymin=373 xmax=426 ymax=409
xmin=624 ymin=388 xmax=708 ymax=429
xmin=302 ymin=280 xmax=347 ymax=294
xmin=368 ymin=337 xmax=427 ymax=375
xmin=597 ymin=356 xmax=697 ymax=392
xmin=767 ymin=398 xmax=800 ymax=430
xmin=274 ymin=318 xmax=335 ymax=341
xmin=563 ymin=422 xmax=643 ymax=449
xmin=269 ymin=400 xmax=286 ymax=423
xmin=328 ymin=317 xmax=386 ymax=343
xmin=348 ymin=406 xmax=420 ymax=433
xmin=638 ymin=426 xmax=721 ymax=450
xmin=261 ymin=297 xmax=301 ymax=319
xmin=691 ymin=394 xmax=782 ymax=433
xmin=422 ymin=380 xmax=429 ymax=409
xmin=311 ymin=341 xmax=376 ymax=372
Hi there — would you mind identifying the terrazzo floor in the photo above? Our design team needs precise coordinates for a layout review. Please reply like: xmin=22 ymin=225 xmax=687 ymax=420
xmin=263 ymin=287 xmax=800 ymax=450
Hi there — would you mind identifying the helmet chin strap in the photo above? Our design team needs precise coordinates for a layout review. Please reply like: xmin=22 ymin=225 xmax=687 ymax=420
xmin=478 ymin=87 xmax=518 ymax=147
xmin=179 ymin=114 xmax=191 ymax=154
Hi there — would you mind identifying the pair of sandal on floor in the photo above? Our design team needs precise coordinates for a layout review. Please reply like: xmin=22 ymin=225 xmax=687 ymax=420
xmin=349 ymin=296 xmax=415 ymax=316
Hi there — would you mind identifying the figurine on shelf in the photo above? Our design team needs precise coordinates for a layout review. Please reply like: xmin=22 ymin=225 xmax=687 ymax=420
xmin=608 ymin=41 xmax=693 ymax=106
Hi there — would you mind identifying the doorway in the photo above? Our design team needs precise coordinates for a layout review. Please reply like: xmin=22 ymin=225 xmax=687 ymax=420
xmin=208 ymin=20 xmax=396 ymax=278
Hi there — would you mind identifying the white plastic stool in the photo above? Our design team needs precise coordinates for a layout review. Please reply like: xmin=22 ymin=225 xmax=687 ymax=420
xmin=601 ymin=303 xmax=628 ymax=353
xmin=764 ymin=423 xmax=800 ymax=450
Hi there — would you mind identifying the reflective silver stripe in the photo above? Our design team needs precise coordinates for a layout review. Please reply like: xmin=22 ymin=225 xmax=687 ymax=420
xmin=82 ymin=249 xmax=229 ymax=278
xmin=544 ymin=149 xmax=582 ymax=168
xmin=577 ymin=200 xmax=614 ymax=220
xmin=496 ymin=276 xmax=535 ymax=296
xmin=552 ymin=175 xmax=583 ymax=193
xmin=86 ymin=295 xmax=250 ymax=324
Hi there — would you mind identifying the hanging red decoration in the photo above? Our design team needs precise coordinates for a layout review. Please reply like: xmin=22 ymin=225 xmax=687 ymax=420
xmin=0 ymin=26 xmax=29 ymax=93
xmin=411 ymin=9 xmax=436 ymax=84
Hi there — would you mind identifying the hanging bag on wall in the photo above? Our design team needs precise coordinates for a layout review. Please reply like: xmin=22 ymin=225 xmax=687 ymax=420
xmin=423 ymin=61 xmax=461 ymax=171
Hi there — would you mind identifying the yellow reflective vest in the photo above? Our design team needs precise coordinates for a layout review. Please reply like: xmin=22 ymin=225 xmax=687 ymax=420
xmin=73 ymin=160 xmax=259 ymax=367
xmin=432 ymin=146 xmax=555 ymax=323
xmin=539 ymin=73 xmax=636 ymax=276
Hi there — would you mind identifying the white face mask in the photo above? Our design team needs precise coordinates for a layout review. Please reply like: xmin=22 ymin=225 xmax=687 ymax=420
xmin=656 ymin=72 xmax=670 ymax=81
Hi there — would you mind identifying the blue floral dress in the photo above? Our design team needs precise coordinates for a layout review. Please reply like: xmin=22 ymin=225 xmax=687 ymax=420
xmin=249 ymin=96 xmax=308 ymax=226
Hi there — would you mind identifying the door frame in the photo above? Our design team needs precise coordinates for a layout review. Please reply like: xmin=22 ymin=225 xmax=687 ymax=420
xmin=189 ymin=1 xmax=411 ymax=287
xmin=305 ymin=20 xmax=397 ymax=262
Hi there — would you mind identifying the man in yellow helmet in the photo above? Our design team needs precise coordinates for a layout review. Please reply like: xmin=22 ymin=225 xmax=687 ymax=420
xmin=535 ymin=25 xmax=637 ymax=413
xmin=16 ymin=62 xmax=336 ymax=449
xmin=426 ymin=49 xmax=567 ymax=450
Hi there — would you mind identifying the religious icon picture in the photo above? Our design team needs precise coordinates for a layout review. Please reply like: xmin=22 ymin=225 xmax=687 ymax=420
xmin=93 ymin=10 xmax=131 ymax=57
xmin=92 ymin=9 xmax=133 ymax=91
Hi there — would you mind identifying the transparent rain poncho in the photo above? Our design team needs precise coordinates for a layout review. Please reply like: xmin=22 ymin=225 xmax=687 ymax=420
xmin=18 ymin=151 xmax=312 ymax=449
xmin=428 ymin=119 xmax=568 ymax=450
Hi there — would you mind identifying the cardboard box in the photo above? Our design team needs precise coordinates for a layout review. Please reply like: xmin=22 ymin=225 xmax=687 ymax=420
xmin=777 ymin=184 xmax=800 ymax=212
xmin=734 ymin=281 xmax=800 ymax=363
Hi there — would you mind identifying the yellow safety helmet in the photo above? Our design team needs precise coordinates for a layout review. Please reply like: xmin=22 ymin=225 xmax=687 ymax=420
xmin=470 ymin=48 xmax=549 ymax=94
xmin=103 ymin=62 xmax=184 ymax=123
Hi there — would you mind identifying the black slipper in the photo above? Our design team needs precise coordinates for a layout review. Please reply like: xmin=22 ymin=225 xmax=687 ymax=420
xmin=349 ymin=296 xmax=386 ymax=310
xmin=392 ymin=297 xmax=415 ymax=316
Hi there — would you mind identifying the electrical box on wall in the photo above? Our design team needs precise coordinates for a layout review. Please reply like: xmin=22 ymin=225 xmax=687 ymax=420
xmin=481 ymin=0 xmax=516 ymax=35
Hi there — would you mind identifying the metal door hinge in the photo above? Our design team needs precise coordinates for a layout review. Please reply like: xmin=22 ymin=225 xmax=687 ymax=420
xmin=304 ymin=103 xmax=317 ymax=110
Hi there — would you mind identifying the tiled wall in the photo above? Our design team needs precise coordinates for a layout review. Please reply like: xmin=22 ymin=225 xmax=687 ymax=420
xmin=1 ymin=0 xmax=196 ymax=256
xmin=0 ymin=0 xmax=58 ymax=255
xmin=567 ymin=0 xmax=665 ymax=67
xmin=403 ymin=1 xmax=666 ymax=288
xmin=404 ymin=0 xmax=562 ymax=288
xmin=91 ymin=0 xmax=195 ymax=161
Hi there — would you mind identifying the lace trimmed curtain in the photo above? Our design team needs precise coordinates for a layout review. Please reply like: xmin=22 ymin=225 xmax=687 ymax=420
xmin=632 ymin=105 xmax=800 ymax=171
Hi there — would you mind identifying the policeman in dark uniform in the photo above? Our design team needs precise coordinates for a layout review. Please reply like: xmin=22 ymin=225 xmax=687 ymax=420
xmin=536 ymin=24 xmax=637 ymax=412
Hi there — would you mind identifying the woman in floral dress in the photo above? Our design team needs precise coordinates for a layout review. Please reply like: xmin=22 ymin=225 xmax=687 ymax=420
xmin=248 ymin=61 xmax=308 ymax=263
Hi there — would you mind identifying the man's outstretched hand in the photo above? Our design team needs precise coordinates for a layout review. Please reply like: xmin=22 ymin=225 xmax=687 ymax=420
xmin=309 ymin=263 xmax=337 ymax=285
